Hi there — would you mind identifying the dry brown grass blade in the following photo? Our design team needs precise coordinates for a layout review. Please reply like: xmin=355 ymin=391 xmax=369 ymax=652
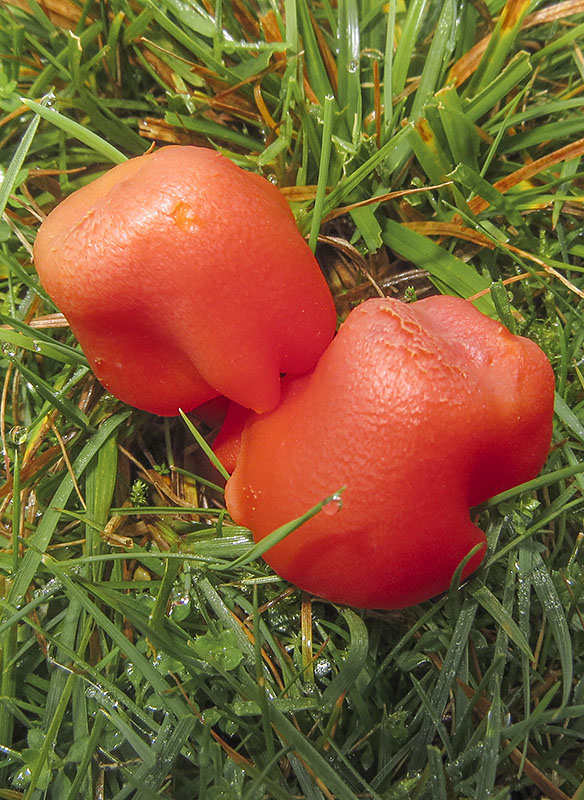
xmin=231 ymin=0 xmax=261 ymax=39
xmin=322 ymin=182 xmax=453 ymax=223
xmin=260 ymin=10 xmax=287 ymax=65
xmin=448 ymin=0 xmax=584 ymax=85
xmin=0 ymin=104 xmax=31 ymax=130
xmin=373 ymin=59 xmax=382 ymax=149
xmin=50 ymin=420 xmax=86 ymax=509
xmin=280 ymin=185 xmax=319 ymax=201
xmin=138 ymin=118 xmax=212 ymax=147
xmin=27 ymin=313 xmax=69 ymax=329
xmin=0 ymin=444 xmax=63 ymax=500
xmin=402 ymin=220 xmax=495 ymax=248
xmin=117 ymin=444 xmax=197 ymax=509
xmin=499 ymin=0 xmax=532 ymax=33
xmin=402 ymin=221 xmax=584 ymax=300
xmin=460 ymin=136 xmax=584 ymax=217
xmin=4 ymin=0 xmax=90 ymax=29
xmin=523 ymin=0 xmax=584 ymax=28
xmin=507 ymin=246 xmax=584 ymax=299
xmin=308 ymin=6 xmax=338 ymax=93
xmin=137 ymin=43 xmax=259 ymax=124
xmin=301 ymin=593 xmax=314 ymax=682
xmin=253 ymin=81 xmax=278 ymax=130
xmin=137 ymin=45 xmax=181 ymax=92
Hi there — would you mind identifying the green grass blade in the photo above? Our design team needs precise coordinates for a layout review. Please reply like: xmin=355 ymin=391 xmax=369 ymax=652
xmin=308 ymin=93 xmax=335 ymax=251
xmin=6 ymin=354 xmax=93 ymax=431
xmin=7 ymin=411 xmax=130 ymax=608
xmin=22 ymin=98 xmax=128 ymax=164
xmin=0 ymin=106 xmax=41 ymax=218
xmin=470 ymin=584 xmax=533 ymax=659
xmin=410 ymin=0 xmax=456 ymax=120
xmin=392 ymin=0 xmax=427 ymax=98
xmin=520 ymin=550 xmax=573 ymax=707
xmin=321 ymin=609 xmax=368 ymax=707
xmin=466 ymin=0 xmax=531 ymax=95
xmin=381 ymin=219 xmax=493 ymax=310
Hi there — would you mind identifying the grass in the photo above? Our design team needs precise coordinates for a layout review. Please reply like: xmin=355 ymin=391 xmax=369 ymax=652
xmin=0 ymin=0 xmax=584 ymax=797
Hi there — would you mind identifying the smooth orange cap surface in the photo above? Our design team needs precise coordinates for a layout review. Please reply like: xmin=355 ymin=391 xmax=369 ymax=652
xmin=225 ymin=297 xmax=555 ymax=609
xmin=34 ymin=146 xmax=337 ymax=415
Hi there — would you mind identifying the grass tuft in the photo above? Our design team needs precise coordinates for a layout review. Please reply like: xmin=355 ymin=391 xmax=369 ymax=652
xmin=1 ymin=0 xmax=584 ymax=797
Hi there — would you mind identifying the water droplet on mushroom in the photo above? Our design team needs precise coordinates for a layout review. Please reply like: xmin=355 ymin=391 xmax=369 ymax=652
xmin=322 ymin=494 xmax=343 ymax=515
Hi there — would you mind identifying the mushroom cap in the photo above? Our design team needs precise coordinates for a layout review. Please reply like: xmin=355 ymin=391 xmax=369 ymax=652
xmin=224 ymin=296 xmax=555 ymax=609
xmin=34 ymin=146 xmax=337 ymax=415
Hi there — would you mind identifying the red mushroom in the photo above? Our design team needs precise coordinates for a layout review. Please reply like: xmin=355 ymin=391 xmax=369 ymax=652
xmin=33 ymin=146 xmax=336 ymax=415
xmin=223 ymin=296 xmax=555 ymax=609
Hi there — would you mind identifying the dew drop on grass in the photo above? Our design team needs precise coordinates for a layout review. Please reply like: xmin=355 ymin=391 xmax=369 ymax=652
xmin=32 ymin=578 xmax=62 ymax=600
xmin=346 ymin=59 xmax=359 ymax=73
xmin=2 ymin=342 xmax=17 ymax=357
xmin=322 ymin=494 xmax=343 ymax=516
xmin=314 ymin=658 xmax=332 ymax=678
xmin=9 ymin=425 xmax=28 ymax=445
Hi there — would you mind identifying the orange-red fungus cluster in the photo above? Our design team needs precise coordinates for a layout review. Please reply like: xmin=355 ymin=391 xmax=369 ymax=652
xmin=34 ymin=146 xmax=555 ymax=609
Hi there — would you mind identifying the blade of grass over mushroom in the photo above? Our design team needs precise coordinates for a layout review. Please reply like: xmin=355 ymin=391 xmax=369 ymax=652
xmin=179 ymin=408 xmax=230 ymax=481
xmin=212 ymin=489 xmax=346 ymax=572
xmin=480 ymin=462 xmax=584 ymax=513
xmin=0 ymin=321 xmax=88 ymax=366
